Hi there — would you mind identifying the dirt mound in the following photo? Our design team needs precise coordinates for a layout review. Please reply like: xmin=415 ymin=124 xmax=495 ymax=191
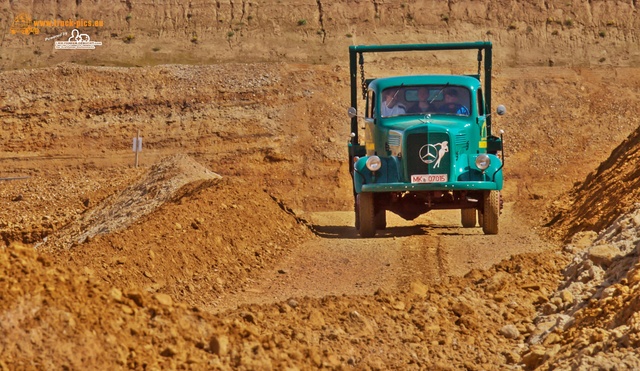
xmin=39 ymin=154 xmax=221 ymax=250
xmin=0 ymin=242 xmax=218 ymax=369
xmin=0 ymin=241 xmax=568 ymax=370
xmin=521 ymin=207 xmax=640 ymax=369
xmin=43 ymin=161 xmax=315 ymax=311
xmin=544 ymin=125 xmax=640 ymax=242
xmin=517 ymin=119 xmax=640 ymax=368
xmin=210 ymin=251 xmax=574 ymax=369
xmin=2 ymin=241 xmax=338 ymax=370
xmin=2 ymin=205 xmax=638 ymax=369
xmin=1 ymin=154 xmax=318 ymax=368
xmin=0 ymin=167 xmax=140 ymax=248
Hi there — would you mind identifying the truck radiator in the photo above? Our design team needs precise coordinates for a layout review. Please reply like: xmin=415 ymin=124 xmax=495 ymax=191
xmin=405 ymin=132 xmax=451 ymax=179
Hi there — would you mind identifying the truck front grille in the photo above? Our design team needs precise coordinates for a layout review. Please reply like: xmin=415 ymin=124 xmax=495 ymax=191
xmin=406 ymin=132 xmax=451 ymax=179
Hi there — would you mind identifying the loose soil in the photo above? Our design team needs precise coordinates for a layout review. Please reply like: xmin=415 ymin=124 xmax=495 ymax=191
xmin=2 ymin=1 xmax=640 ymax=370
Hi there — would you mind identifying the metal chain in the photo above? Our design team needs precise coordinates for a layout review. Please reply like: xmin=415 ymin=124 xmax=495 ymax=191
xmin=359 ymin=53 xmax=367 ymax=100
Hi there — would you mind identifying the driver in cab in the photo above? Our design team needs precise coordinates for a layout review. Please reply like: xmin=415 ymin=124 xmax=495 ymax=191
xmin=381 ymin=88 xmax=406 ymax=117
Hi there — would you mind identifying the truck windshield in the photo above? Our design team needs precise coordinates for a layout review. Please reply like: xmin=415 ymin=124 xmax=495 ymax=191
xmin=381 ymin=85 xmax=471 ymax=117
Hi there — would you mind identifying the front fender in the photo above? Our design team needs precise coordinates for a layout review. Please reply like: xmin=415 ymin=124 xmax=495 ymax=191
xmin=353 ymin=156 xmax=401 ymax=193
xmin=457 ymin=154 xmax=503 ymax=189
xmin=482 ymin=154 xmax=503 ymax=188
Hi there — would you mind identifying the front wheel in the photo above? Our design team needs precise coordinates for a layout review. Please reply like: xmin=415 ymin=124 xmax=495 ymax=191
xmin=375 ymin=209 xmax=387 ymax=230
xmin=482 ymin=191 xmax=500 ymax=235
xmin=461 ymin=208 xmax=477 ymax=228
xmin=357 ymin=193 xmax=376 ymax=237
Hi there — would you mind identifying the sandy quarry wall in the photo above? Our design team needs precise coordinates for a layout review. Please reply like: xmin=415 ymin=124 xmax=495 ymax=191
xmin=1 ymin=0 xmax=639 ymax=69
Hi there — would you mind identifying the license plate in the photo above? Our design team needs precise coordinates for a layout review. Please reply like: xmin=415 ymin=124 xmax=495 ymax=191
xmin=411 ymin=174 xmax=448 ymax=183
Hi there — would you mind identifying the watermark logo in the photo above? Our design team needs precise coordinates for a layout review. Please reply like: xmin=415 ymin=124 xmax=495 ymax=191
xmin=35 ymin=19 xmax=104 ymax=28
xmin=45 ymin=32 xmax=68 ymax=41
xmin=55 ymin=29 xmax=102 ymax=50
xmin=10 ymin=13 xmax=40 ymax=35
xmin=9 ymin=13 xmax=104 ymax=37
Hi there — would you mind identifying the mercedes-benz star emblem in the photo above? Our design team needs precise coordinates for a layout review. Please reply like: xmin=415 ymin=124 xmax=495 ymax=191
xmin=419 ymin=144 xmax=438 ymax=164
xmin=419 ymin=141 xmax=449 ymax=168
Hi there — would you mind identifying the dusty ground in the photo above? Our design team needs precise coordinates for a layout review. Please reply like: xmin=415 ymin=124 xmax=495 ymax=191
xmin=2 ymin=1 xmax=640 ymax=370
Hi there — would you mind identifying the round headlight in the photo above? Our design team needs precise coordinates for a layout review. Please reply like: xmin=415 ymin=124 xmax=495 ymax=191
xmin=475 ymin=154 xmax=491 ymax=170
xmin=366 ymin=156 xmax=382 ymax=172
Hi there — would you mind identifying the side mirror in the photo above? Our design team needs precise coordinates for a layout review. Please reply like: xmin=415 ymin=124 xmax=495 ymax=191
xmin=347 ymin=107 xmax=358 ymax=118
xmin=496 ymin=105 xmax=506 ymax=115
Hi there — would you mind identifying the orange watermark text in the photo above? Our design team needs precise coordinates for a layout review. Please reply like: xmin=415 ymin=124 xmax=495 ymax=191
xmin=34 ymin=19 xmax=104 ymax=28
xmin=10 ymin=13 xmax=105 ymax=36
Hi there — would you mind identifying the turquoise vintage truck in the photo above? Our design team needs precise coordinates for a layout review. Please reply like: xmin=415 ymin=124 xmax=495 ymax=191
xmin=347 ymin=42 xmax=506 ymax=237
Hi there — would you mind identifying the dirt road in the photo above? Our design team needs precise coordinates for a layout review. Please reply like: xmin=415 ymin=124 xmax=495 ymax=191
xmin=210 ymin=203 xmax=554 ymax=313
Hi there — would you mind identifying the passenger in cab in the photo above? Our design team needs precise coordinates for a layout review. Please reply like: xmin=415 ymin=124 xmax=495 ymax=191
xmin=407 ymin=87 xmax=433 ymax=114
xmin=438 ymin=88 xmax=470 ymax=116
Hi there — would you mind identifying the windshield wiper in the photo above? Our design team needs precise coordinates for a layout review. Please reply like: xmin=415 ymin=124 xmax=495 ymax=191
xmin=429 ymin=83 xmax=449 ymax=105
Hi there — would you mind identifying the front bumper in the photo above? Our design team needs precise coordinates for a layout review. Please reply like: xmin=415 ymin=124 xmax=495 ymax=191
xmin=361 ymin=180 xmax=501 ymax=192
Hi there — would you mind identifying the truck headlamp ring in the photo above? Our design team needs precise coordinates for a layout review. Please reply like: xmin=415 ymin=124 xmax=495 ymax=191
xmin=366 ymin=156 xmax=382 ymax=172
xmin=475 ymin=154 xmax=491 ymax=170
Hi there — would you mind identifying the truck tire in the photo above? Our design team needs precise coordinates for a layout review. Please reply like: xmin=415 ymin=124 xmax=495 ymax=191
xmin=482 ymin=191 xmax=500 ymax=235
xmin=375 ymin=209 xmax=387 ymax=230
xmin=461 ymin=208 xmax=477 ymax=228
xmin=357 ymin=193 xmax=376 ymax=237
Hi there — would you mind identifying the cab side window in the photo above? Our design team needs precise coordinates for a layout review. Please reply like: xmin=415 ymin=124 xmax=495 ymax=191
xmin=477 ymin=89 xmax=484 ymax=116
